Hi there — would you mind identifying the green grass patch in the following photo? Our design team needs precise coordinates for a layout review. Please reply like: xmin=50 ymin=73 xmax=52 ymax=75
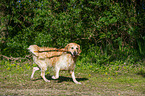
xmin=0 ymin=60 xmax=145 ymax=95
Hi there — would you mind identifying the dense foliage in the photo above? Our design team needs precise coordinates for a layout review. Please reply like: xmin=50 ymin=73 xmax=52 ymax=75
xmin=0 ymin=0 xmax=145 ymax=64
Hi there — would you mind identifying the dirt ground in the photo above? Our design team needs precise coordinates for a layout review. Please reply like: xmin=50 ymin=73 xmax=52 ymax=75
xmin=0 ymin=69 xmax=145 ymax=96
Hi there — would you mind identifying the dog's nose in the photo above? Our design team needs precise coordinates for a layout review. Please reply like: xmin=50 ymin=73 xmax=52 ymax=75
xmin=73 ymin=51 xmax=77 ymax=56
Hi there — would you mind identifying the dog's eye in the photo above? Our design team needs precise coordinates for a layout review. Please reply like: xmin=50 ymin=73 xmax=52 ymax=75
xmin=71 ymin=47 xmax=74 ymax=49
xmin=76 ymin=48 xmax=78 ymax=50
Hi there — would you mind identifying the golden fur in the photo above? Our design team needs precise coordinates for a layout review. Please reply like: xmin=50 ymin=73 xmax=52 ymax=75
xmin=28 ymin=43 xmax=81 ymax=84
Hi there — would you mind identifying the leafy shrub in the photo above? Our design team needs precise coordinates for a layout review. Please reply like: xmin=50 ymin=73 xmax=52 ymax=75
xmin=0 ymin=0 xmax=145 ymax=64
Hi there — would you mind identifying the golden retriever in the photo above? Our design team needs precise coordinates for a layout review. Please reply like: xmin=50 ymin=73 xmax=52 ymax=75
xmin=28 ymin=43 xmax=81 ymax=84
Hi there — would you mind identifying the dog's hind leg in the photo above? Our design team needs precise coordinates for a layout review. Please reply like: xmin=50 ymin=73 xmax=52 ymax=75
xmin=41 ymin=67 xmax=50 ymax=82
xmin=52 ymin=67 xmax=60 ymax=79
xmin=31 ymin=67 xmax=39 ymax=79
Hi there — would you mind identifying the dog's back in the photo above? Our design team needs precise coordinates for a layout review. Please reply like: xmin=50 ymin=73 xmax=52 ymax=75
xmin=28 ymin=45 xmax=62 ymax=59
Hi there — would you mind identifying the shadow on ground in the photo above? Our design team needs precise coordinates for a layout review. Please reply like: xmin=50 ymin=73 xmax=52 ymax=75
xmin=32 ymin=75 xmax=88 ymax=83
xmin=137 ymin=70 xmax=145 ymax=78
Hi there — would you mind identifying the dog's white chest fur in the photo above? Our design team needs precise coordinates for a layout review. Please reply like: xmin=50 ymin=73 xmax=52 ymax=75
xmin=56 ymin=54 xmax=75 ymax=70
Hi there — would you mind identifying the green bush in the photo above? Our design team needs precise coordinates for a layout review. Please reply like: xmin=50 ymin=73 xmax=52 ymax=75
xmin=0 ymin=0 xmax=145 ymax=64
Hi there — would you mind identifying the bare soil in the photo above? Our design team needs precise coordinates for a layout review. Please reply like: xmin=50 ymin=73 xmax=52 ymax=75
xmin=0 ymin=65 xmax=145 ymax=96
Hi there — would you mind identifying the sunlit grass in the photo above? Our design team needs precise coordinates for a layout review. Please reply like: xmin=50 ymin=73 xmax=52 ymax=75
xmin=0 ymin=60 xmax=145 ymax=95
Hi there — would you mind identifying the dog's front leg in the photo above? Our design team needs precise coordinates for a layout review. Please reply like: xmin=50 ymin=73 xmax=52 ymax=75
xmin=70 ymin=70 xmax=81 ymax=84
xmin=52 ymin=67 xmax=60 ymax=79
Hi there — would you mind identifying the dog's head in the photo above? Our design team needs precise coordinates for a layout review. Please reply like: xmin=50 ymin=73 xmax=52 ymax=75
xmin=65 ymin=43 xmax=81 ymax=57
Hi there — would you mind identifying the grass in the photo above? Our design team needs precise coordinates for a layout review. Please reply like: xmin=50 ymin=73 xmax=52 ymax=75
xmin=0 ymin=60 xmax=145 ymax=96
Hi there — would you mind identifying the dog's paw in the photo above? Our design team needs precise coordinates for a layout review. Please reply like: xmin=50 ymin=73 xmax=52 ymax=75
xmin=30 ymin=76 xmax=34 ymax=79
xmin=45 ymin=79 xmax=50 ymax=82
xmin=75 ymin=82 xmax=82 ymax=84
xmin=52 ymin=76 xmax=58 ymax=79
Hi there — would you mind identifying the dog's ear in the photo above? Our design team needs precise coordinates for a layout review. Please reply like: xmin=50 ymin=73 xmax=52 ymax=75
xmin=64 ymin=44 xmax=70 ymax=51
xmin=77 ymin=44 xmax=82 ymax=55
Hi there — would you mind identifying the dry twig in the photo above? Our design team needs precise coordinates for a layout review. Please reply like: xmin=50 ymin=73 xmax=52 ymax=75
xmin=0 ymin=54 xmax=32 ymax=63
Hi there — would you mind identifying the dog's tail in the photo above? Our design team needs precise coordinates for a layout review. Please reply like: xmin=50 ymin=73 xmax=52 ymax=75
xmin=28 ymin=45 xmax=39 ymax=56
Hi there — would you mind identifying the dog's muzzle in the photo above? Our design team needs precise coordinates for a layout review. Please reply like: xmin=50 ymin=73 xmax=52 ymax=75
xmin=71 ymin=51 xmax=78 ymax=57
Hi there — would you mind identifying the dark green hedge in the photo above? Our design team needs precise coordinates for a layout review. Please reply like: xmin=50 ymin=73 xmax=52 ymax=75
xmin=1 ymin=0 xmax=145 ymax=61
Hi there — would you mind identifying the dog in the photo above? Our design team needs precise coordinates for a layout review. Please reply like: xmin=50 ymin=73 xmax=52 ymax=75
xmin=28 ymin=43 xmax=82 ymax=84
